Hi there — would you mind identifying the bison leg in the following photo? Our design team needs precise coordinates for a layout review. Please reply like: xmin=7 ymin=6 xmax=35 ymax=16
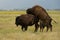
xmin=40 ymin=22 xmax=45 ymax=32
xmin=46 ymin=25 xmax=49 ymax=32
xmin=40 ymin=23 xmax=44 ymax=32
xmin=21 ymin=26 xmax=28 ymax=32
xmin=40 ymin=26 xmax=42 ymax=32
xmin=34 ymin=23 xmax=39 ymax=32
xmin=21 ymin=26 xmax=24 ymax=31
xmin=46 ymin=24 xmax=52 ymax=32
xmin=40 ymin=26 xmax=44 ymax=32
xmin=40 ymin=24 xmax=42 ymax=32
xmin=25 ymin=26 xmax=28 ymax=31
xmin=49 ymin=24 xmax=52 ymax=32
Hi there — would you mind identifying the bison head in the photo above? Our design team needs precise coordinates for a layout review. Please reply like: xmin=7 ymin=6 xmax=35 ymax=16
xmin=15 ymin=16 xmax=20 ymax=27
xmin=26 ymin=8 xmax=34 ymax=15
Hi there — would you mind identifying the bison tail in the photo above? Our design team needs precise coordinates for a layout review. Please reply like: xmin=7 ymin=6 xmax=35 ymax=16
xmin=52 ymin=19 xmax=57 ymax=23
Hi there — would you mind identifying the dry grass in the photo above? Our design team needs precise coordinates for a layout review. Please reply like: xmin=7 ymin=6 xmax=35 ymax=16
xmin=0 ymin=10 xmax=60 ymax=40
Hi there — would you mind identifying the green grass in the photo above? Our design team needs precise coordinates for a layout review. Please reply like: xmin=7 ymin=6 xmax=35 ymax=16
xmin=0 ymin=10 xmax=60 ymax=40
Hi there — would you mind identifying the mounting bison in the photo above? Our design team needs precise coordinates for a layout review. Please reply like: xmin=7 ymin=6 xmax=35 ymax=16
xmin=26 ymin=5 xmax=56 ymax=32
xmin=15 ymin=14 xmax=39 ymax=32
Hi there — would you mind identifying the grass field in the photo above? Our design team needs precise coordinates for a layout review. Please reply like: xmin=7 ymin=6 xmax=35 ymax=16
xmin=0 ymin=10 xmax=60 ymax=40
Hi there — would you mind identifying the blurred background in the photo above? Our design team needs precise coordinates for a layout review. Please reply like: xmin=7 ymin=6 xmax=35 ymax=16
xmin=0 ymin=0 xmax=60 ymax=10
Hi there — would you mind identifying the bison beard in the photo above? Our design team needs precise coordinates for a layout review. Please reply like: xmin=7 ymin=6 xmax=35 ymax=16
xmin=15 ymin=14 xmax=39 ymax=32
xmin=26 ymin=5 xmax=53 ymax=32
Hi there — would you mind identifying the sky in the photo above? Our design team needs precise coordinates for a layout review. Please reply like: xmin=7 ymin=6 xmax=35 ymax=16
xmin=0 ymin=0 xmax=60 ymax=10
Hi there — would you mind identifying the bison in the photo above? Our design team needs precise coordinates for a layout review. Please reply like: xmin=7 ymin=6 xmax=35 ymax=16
xmin=15 ymin=14 xmax=39 ymax=32
xmin=26 ymin=5 xmax=56 ymax=32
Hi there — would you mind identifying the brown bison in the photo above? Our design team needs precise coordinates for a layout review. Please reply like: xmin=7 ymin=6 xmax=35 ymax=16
xmin=26 ymin=5 xmax=56 ymax=32
xmin=15 ymin=14 xmax=39 ymax=32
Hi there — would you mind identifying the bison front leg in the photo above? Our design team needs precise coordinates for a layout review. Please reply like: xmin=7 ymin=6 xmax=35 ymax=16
xmin=40 ymin=26 xmax=44 ymax=32
xmin=21 ymin=26 xmax=24 ymax=31
xmin=25 ymin=26 xmax=28 ymax=31
xmin=22 ymin=25 xmax=28 ymax=32
xmin=34 ymin=23 xmax=39 ymax=32
xmin=46 ymin=25 xmax=50 ymax=32
xmin=40 ymin=23 xmax=44 ymax=32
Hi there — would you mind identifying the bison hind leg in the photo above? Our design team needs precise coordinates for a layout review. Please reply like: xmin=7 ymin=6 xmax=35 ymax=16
xmin=46 ymin=24 xmax=52 ymax=32
xmin=49 ymin=24 xmax=52 ymax=32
